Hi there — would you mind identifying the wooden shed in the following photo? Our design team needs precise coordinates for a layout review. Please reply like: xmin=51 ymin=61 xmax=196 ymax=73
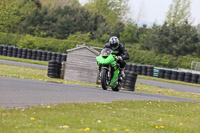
xmin=64 ymin=45 xmax=100 ymax=84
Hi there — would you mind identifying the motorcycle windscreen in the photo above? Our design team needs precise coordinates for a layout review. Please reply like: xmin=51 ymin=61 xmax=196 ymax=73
xmin=101 ymin=48 xmax=113 ymax=57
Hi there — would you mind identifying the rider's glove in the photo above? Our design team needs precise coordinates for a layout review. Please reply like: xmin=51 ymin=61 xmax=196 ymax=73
xmin=117 ymin=56 xmax=123 ymax=61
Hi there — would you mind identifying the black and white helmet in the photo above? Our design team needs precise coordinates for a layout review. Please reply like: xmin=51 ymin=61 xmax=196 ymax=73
xmin=109 ymin=36 xmax=119 ymax=50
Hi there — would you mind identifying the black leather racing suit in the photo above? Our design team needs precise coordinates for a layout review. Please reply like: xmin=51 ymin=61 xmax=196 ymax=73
xmin=104 ymin=42 xmax=129 ymax=68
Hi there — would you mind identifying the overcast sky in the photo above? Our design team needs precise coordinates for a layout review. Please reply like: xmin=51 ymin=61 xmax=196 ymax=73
xmin=79 ymin=0 xmax=200 ymax=26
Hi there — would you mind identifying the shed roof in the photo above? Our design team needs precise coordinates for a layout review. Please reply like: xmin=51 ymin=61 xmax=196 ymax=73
xmin=67 ymin=46 xmax=99 ymax=55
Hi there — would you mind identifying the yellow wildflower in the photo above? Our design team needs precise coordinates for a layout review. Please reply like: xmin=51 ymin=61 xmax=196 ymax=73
xmin=113 ymin=128 xmax=118 ymax=131
xmin=102 ymin=129 xmax=106 ymax=132
xmin=125 ymin=129 xmax=129 ymax=132
xmin=84 ymin=128 xmax=90 ymax=131
xmin=179 ymin=123 xmax=183 ymax=126
xmin=47 ymin=106 xmax=51 ymax=109
xmin=30 ymin=117 xmax=35 ymax=120
xmin=160 ymin=126 xmax=165 ymax=128
xmin=158 ymin=118 xmax=162 ymax=121
xmin=155 ymin=126 xmax=159 ymax=129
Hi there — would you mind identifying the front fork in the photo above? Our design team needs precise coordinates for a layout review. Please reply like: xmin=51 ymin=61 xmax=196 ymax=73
xmin=99 ymin=65 xmax=119 ymax=88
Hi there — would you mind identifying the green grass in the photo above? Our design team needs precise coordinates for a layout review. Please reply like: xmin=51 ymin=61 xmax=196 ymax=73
xmin=0 ymin=63 xmax=99 ymax=87
xmin=0 ymin=55 xmax=48 ymax=66
xmin=1 ymin=63 xmax=200 ymax=100
xmin=138 ymin=75 xmax=200 ymax=88
xmin=135 ymin=83 xmax=200 ymax=100
xmin=0 ymin=101 xmax=200 ymax=133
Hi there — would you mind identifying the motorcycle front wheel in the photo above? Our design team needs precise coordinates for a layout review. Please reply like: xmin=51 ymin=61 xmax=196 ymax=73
xmin=112 ymin=83 xmax=121 ymax=92
xmin=101 ymin=69 xmax=110 ymax=90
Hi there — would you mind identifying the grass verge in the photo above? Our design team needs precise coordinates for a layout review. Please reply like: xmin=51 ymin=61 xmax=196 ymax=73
xmin=135 ymin=83 xmax=200 ymax=100
xmin=0 ymin=63 xmax=200 ymax=100
xmin=0 ymin=101 xmax=200 ymax=133
xmin=0 ymin=56 xmax=48 ymax=66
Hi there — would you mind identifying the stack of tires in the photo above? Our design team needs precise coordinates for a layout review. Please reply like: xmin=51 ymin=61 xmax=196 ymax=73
xmin=51 ymin=52 xmax=57 ymax=60
xmin=31 ymin=50 xmax=37 ymax=60
xmin=136 ymin=65 xmax=142 ymax=75
xmin=171 ymin=71 xmax=178 ymax=80
xmin=36 ymin=50 xmax=42 ymax=60
xmin=191 ymin=74 xmax=199 ymax=84
xmin=56 ymin=53 xmax=62 ymax=63
xmin=3 ymin=45 xmax=8 ymax=56
xmin=0 ymin=45 xmax=3 ymax=55
xmin=46 ymin=52 xmax=52 ymax=61
xmin=121 ymin=71 xmax=138 ymax=91
xmin=157 ymin=68 xmax=200 ymax=84
xmin=47 ymin=60 xmax=62 ymax=78
xmin=0 ymin=45 xmax=67 ymax=62
xmin=141 ymin=66 xmax=147 ymax=75
xmin=17 ymin=48 xmax=22 ymax=58
xmin=177 ymin=72 xmax=185 ymax=81
xmin=131 ymin=64 xmax=137 ymax=72
xmin=12 ymin=47 xmax=18 ymax=57
xmin=164 ymin=70 xmax=172 ymax=80
xmin=41 ymin=51 xmax=47 ymax=61
xmin=184 ymin=72 xmax=192 ymax=83
xmin=27 ymin=49 xmax=32 ymax=59
xmin=62 ymin=54 xmax=67 ymax=62
xmin=22 ymin=49 xmax=28 ymax=59
xmin=125 ymin=63 xmax=154 ymax=77
xmin=158 ymin=69 xmax=165 ymax=78
xmin=7 ymin=46 xmax=13 ymax=57
xmin=198 ymin=76 xmax=200 ymax=84
xmin=147 ymin=66 xmax=154 ymax=76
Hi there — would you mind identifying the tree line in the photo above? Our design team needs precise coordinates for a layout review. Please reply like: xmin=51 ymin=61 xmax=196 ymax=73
xmin=0 ymin=0 xmax=200 ymax=59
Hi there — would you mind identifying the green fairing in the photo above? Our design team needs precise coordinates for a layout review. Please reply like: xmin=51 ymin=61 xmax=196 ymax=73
xmin=96 ymin=51 xmax=120 ymax=89
xmin=110 ymin=69 xmax=119 ymax=87
xmin=96 ymin=54 xmax=115 ymax=66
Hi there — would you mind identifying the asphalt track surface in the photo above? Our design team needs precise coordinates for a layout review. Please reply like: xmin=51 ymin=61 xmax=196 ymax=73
xmin=0 ymin=59 xmax=47 ymax=70
xmin=0 ymin=77 xmax=200 ymax=108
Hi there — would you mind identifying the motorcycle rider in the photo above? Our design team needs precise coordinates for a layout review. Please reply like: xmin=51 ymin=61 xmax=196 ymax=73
xmin=104 ymin=36 xmax=129 ymax=77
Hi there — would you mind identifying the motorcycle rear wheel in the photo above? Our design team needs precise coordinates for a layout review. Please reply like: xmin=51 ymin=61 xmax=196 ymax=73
xmin=101 ymin=69 xmax=110 ymax=90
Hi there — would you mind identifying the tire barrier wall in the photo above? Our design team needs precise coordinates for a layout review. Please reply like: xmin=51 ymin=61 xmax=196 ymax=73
xmin=125 ymin=63 xmax=154 ymax=77
xmin=157 ymin=68 xmax=200 ymax=84
xmin=0 ymin=45 xmax=67 ymax=62
xmin=121 ymin=70 xmax=138 ymax=91
xmin=123 ymin=63 xmax=150 ymax=91
xmin=47 ymin=60 xmax=62 ymax=78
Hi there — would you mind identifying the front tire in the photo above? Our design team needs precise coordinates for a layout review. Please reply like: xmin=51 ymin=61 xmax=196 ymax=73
xmin=112 ymin=83 xmax=121 ymax=92
xmin=101 ymin=69 xmax=110 ymax=90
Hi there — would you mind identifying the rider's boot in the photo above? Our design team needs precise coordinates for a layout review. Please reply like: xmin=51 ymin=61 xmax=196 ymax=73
xmin=118 ymin=68 xmax=125 ymax=82
xmin=120 ymin=68 xmax=125 ymax=78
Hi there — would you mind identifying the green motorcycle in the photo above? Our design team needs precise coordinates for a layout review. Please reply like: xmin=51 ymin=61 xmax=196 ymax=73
xmin=96 ymin=48 xmax=121 ymax=91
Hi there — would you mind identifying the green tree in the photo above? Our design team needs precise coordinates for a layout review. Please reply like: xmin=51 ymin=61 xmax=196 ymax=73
xmin=166 ymin=0 xmax=193 ymax=25
xmin=40 ymin=0 xmax=80 ymax=9
xmin=0 ymin=0 xmax=36 ymax=33
xmin=84 ymin=0 xmax=129 ymax=26
xmin=143 ymin=22 xmax=200 ymax=57
xmin=19 ymin=5 xmax=110 ymax=39
xmin=119 ymin=22 xmax=138 ymax=43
